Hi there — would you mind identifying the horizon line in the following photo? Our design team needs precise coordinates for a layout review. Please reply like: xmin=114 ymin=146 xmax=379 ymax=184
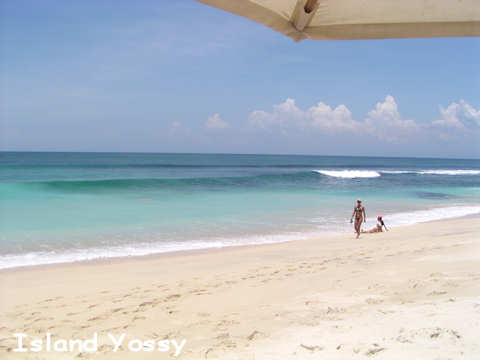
xmin=1 ymin=150 xmax=479 ymax=161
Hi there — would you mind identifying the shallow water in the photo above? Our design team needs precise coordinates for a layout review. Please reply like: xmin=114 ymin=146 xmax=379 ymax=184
xmin=1 ymin=152 xmax=479 ymax=269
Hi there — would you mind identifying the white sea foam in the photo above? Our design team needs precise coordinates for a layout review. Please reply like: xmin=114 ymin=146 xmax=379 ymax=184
xmin=380 ymin=170 xmax=412 ymax=174
xmin=321 ymin=169 xmax=480 ymax=176
xmin=314 ymin=170 xmax=381 ymax=178
xmin=385 ymin=206 xmax=480 ymax=227
xmin=418 ymin=170 xmax=480 ymax=175
xmin=0 ymin=232 xmax=320 ymax=270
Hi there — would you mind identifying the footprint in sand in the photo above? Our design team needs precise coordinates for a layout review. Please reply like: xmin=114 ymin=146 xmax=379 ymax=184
xmin=247 ymin=330 xmax=267 ymax=341
xmin=300 ymin=343 xmax=324 ymax=352
xmin=138 ymin=301 xmax=153 ymax=308
xmin=366 ymin=298 xmax=384 ymax=305
xmin=38 ymin=298 xmax=55 ymax=304
xmin=190 ymin=289 xmax=209 ymax=295
xmin=165 ymin=294 xmax=181 ymax=301
xmin=33 ymin=317 xmax=48 ymax=323
xmin=427 ymin=290 xmax=447 ymax=296
xmin=365 ymin=345 xmax=385 ymax=356
xmin=87 ymin=314 xmax=108 ymax=322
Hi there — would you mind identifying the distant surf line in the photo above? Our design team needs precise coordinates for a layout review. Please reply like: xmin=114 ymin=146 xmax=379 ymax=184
xmin=314 ymin=169 xmax=480 ymax=178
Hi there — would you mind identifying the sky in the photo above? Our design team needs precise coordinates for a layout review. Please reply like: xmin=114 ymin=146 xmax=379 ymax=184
xmin=1 ymin=0 xmax=479 ymax=158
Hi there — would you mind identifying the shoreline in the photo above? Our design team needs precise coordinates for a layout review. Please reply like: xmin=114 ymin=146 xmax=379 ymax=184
xmin=1 ymin=216 xmax=479 ymax=358
xmin=2 ymin=211 xmax=480 ymax=273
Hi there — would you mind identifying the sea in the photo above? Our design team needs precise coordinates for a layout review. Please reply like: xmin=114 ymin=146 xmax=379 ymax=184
xmin=1 ymin=152 xmax=479 ymax=269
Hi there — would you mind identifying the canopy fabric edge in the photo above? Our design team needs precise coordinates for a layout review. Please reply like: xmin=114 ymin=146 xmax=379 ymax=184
xmin=306 ymin=21 xmax=480 ymax=40
xmin=196 ymin=0 xmax=307 ymax=41
xmin=196 ymin=0 xmax=480 ymax=41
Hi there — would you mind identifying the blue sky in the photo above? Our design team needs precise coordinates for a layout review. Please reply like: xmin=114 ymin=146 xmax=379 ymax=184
xmin=1 ymin=1 xmax=479 ymax=158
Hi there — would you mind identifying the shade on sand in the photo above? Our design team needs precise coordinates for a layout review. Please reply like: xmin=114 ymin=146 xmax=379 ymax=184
xmin=196 ymin=0 xmax=480 ymax=41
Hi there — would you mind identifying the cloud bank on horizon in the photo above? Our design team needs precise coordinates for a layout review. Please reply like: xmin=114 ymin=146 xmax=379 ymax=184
xmin=245 ymin=96 xmax=480 ymax=140
xmin=188 ymin=96 xmax=480 ymax=154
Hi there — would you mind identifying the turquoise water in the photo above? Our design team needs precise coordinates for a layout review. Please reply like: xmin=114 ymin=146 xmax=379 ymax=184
xmin=1 ymin=152 xmax=479 ymax=269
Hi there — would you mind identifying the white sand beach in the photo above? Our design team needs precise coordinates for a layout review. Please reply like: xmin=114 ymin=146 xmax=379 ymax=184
xmin=1 ymin=217 xmax=479 ymax=359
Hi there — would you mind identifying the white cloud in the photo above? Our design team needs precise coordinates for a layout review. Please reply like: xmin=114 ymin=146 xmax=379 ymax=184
xmin=432 ymin=100 xmax=480 ymax=129
xmin=203 ymin=97 xmax=478 ymax=154
xmin=309 ymin=102 xmax=357 ymax=131
xmin=248 ymin=96 xmax=416 ymax=141
xmin=248 ymin=110 xmax=272 ymax=129
xmin=248 ymin=98 xmax=356 ymax=133
xmin=205 ymin=113 xmax=229 ymax=129
xmin=248 ymin=98 xmax=304 ymax=130
xmin=363 ymin=95 xmax=418 ymax=142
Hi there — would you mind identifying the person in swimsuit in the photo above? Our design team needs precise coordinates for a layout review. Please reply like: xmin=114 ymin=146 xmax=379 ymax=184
xmin=350 ymin=199 xmax=366 ymax=238
xmin=362 ymin=216 xmax=388 ymax=233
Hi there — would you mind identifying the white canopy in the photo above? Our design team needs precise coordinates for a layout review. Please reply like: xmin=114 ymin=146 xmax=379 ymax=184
xmin=196 ymin=0 xmax=480 ymax=41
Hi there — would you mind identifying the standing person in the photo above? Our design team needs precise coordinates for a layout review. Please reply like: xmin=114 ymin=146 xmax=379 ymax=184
xmin=350 ymin=199 xmax=366 ymax=238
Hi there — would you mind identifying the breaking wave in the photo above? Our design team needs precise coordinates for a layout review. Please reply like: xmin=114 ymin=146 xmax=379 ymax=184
xmin=314 ymin=169 xmax=480 ymax=178
xmin=313 ymin=170 xmax=381 ymax=178
xmin=417 ymin=170 xmax=480 ymax=175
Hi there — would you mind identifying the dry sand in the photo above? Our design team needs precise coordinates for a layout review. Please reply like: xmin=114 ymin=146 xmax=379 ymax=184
xmin=1 ymin=217 xmax=479 ymax=359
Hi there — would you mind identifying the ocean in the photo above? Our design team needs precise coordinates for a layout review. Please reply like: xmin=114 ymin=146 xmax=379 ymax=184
xmin=1 ymin=152 xmax=479 ymax=269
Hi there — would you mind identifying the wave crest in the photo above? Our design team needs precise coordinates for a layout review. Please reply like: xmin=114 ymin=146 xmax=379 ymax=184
xmin=418 ymin=170 xmax=480 ymax=175
xmin=314 ymin=170 xmax=381 ymax=178
xmin=381 ymin=169 xmax=480 ymax=175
